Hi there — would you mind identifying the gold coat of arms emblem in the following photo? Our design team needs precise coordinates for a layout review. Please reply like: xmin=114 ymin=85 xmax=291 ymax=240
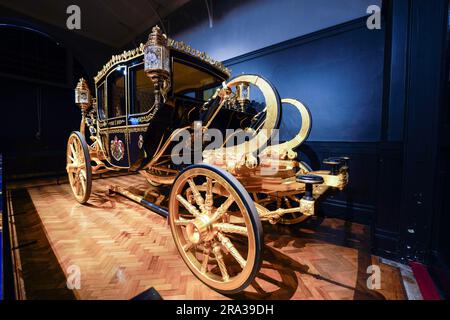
xmin=110 ymin=136 xmax=124 ymax=161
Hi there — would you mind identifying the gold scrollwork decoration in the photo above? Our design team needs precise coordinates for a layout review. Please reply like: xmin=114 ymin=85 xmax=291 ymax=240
xmin=94 ymin=37 xmax=231 ymax=84
xmin=128 ymin=126 xmax=149 ymax=133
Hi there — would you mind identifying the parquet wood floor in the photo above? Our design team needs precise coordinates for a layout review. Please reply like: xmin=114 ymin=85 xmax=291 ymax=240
xmin=8 ymin=174 xmax=407 ymax=300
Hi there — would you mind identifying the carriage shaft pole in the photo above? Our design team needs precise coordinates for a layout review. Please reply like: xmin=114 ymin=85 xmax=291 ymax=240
xmin=109 ymin=185 xmax=169 ymax=218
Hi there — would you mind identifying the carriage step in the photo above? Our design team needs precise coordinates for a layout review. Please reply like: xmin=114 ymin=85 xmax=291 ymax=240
xmin=296 ymin=174 xmax=324 ymax=201
xmin=323 ymin=156 xmax=350 ymax=175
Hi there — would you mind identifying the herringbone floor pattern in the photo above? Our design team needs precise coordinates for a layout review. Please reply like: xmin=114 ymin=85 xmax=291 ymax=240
xmin=9 ymin=174 xmax=407 ymax=300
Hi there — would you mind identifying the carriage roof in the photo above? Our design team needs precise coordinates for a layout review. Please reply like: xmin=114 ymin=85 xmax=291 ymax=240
xmin=94 ymin=38 xmax=231 ymax=84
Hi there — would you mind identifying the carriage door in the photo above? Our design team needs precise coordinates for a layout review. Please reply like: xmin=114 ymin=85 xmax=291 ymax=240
xmin=127 ymin=62 xmax=155 ymax=169
xmin=104 ymin=66 xmax=130 ymax=168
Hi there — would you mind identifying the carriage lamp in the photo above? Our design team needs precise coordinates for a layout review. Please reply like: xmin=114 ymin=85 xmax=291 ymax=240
xmin=236 ymin=82 xmax=250 ymax=111
xmin=75 ymin=78 xmax=91 ymax=110
xmin=144 ymin=25 xmax=170 ymax=91
xmin=74 ymin=78 xmax=92 ymax=136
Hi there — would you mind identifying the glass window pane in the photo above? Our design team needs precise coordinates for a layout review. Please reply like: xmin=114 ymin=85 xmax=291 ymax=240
xmin=130 ymin=64 xmax=155 ymax=115
xmin=97 ymin=83 xmax=106 ymax=120
xmin=203 ymin=85 xmax=219 ymax=101
xmin=173 ymin=61 xmax=221 ymax=99
xmin=107 ymin=69 xmax=126 ymax=118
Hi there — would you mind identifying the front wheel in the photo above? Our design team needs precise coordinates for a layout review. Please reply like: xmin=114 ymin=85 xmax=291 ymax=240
xmin=169 ymin=164 xmax=263 ymax=294
xmin=66 ymin=131 xmax=92 ymax=204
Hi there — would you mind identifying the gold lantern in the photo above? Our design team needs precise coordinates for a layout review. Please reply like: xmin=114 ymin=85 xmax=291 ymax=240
xmin=74 ymin=78 xmax=92 ymax=135
xmin=236 ymin=82 xmax=250 ymax=111
xmin=75 ymin=78 xmax=91 ymax=110
xmin=144 ymin=25 xmax=171 ymax=99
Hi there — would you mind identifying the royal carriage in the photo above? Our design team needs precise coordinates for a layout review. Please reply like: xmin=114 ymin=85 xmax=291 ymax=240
xmin=68 ymin=26 xmax=349 ymax=294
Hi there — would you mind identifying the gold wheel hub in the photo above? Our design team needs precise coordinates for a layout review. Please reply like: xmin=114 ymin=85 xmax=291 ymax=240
xmin=186 ymin=214 xmax=215 ymax=244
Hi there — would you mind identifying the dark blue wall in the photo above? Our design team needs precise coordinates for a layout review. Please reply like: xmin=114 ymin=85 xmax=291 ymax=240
xmin=168 ymin=0 xmax=381 ymax=61
xmin=225 ymin=22 xmax=385 ymax=142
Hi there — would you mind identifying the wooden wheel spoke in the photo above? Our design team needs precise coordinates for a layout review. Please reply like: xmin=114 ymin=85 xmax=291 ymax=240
xmin=174 ymin=217 xmax=192 ymax=226
xmin=205 ymin=177 xmax=214 ymax=214
xmin=227 ymin=213 xmax=245 ymax=224
xmin=73 ymin=142 xmax=84 ymax=165
xmin=211 ymin=197 xmax=235 ymax=222
xmin=212 ymin=243 xmax=229 ymax=281
xmin=215 ymin=223 xmax=248 ymax=236
xmin=74 ymin=178 xmax=81 ymax=195
xmin=68 ymin=155 xmax=76 ymax=164
xmin=284 ymin=196 xmax=292 ymax=208
xmin=200 ymin=246 xmax=211 ymax=273
xmin=288 ymin=195 xmax=301 ymax=203
xmin=176 ymin=194 xmax=201 ymax=217
xmin=66 ymin=164 xmax=77 ymax=172
xmin=79 ymin=171 xmax=87 ymax=192
xmin=217 ymin=232 xmax=246 ymax=269
xmin=187 ymin=178 xmax=207 ymax=214
xmin=76 ymin=143 xmax=83 ymax=162
xmin=70 ymin=143 xmax=77 ymax=159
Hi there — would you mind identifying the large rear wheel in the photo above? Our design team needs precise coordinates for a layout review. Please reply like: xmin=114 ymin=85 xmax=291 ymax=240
xmin=66 ymin=131 xmax=92 ymax=204
xmin=169 ymin=164 xmax=263 ymax=294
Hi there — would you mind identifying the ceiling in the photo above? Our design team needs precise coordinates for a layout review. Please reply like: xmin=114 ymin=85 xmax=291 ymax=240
xmin=0 ymin=0 xmax=190 ymax=48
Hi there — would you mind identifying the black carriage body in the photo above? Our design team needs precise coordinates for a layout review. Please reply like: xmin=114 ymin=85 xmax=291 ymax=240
xmin=93 ymin=49 xmax=231 ymax=170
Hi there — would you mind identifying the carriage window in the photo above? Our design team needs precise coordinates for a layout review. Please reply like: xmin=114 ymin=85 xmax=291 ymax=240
xmin=130 ymin=64 xmax=155 ymax=114
xmin=107 ymin=68 xmax=126 ymax=118
xmin=173 ymin=61 xmax=221 ymax=99
xmin=97 ymin=83 xmax=106 ymax=120
xmin=203 ymin=85 xmax=220 ymax=101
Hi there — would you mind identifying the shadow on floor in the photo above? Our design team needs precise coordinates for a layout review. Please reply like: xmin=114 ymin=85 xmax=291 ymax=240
xmin=9 ymin=189 xmax=77 ymax=300
xmin=228 ymin=217 xmax=386 ymax=300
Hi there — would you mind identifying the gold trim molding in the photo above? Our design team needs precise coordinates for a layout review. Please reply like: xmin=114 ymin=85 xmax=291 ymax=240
xmin=167 ymin=39 xmax=231 ymax=77
xmin=94 ymin=39 xmax=231 ymax=83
